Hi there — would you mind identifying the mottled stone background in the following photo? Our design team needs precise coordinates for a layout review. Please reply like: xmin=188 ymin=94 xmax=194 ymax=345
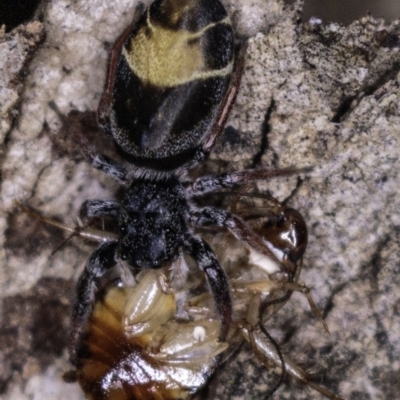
xmin=0 ymin=0 xmax=399 ymax=399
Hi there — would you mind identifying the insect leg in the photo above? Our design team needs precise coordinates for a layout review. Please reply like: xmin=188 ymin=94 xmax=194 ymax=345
xmin=240 ymin=325 xmax=345 ymax=400
xmin=70 ymin=241 xmax=118 ymax=364
xmin=183 ymin=234 xmax=232 ymax=340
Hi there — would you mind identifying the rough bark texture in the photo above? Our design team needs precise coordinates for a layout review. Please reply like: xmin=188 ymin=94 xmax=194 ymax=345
xmin=0 ymin=0 xmax=399 ymax=399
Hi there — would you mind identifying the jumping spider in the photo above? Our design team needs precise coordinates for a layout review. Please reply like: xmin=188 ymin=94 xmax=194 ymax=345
xmin=25 ymin=0 xmax=339 ymax=398
xmin=66 ymin=0 xmax=302 ymax=360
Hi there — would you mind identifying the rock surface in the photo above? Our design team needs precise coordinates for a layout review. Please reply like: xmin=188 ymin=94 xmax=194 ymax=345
xmin=1 ymin=0 xmax=399 ymax=399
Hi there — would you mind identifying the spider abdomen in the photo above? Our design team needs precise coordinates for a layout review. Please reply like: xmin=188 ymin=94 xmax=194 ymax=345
xmin=108 ymin=0 xmax=235 ymax=169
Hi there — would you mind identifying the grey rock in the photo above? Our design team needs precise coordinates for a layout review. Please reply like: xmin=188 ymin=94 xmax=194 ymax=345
xmin=1 ymin=0 xmax=399 ymax=399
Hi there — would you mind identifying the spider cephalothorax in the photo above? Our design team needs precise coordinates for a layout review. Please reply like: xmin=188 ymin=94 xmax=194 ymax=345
xmin=118 ymin=177 xmax=188 ymax=268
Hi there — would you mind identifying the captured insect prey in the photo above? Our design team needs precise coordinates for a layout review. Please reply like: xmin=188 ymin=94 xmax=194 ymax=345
xmin=16 ymin=0 xmax=344 ymax=398
xmin=197 ymin=191 xmax=344 ymax=400
xmin=72 ymin=268 xmax=228 ymax=400
xmin=16 ymin=197 xmax=343 ymax=400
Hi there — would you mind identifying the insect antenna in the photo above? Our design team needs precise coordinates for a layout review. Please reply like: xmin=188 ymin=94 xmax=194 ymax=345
xmin=258 ymin=323 xmax=286 ymax=400
xmin=14 ymin=200 xmax=116 ymax=250
xmin=50 ymin=219 xmax=81 ymax=256
xmin=257 ymin=273 xmax=296 ymax=398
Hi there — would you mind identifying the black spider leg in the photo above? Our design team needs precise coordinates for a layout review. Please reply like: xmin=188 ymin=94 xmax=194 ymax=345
xmin=194 ymin=206 xmax=291 ymax=397
xmin=72 ymin=127 xmax=129 ymax=183
xmin=70 ymin=241 xmax=118 ymax=365
xmin=79 ymin=199 xmax=120 ymax=222
xmin=183 ymin=234 xmax=232 ymax=340
xmin=194 ymin=207 xmax=281 ymax=265
xmin=189 ymin=167 xmax=312 ymax=197
xmin=48 ymin=101 xmax=129 ymax=184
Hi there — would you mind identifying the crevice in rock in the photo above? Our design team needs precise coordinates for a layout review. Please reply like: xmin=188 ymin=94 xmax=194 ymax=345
xmin=251 ymin=99 xmax=275 ymax=169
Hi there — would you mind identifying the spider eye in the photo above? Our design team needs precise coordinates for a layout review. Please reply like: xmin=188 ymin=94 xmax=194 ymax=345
xmin=128 ymin=211 xmax=140 ymax=223
xmin=146 ymin=212 xmax=160 ymax=224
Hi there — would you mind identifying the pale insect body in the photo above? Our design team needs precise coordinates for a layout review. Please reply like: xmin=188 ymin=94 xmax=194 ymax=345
xmin=74 ymin=268 xmax=227 ymax=400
